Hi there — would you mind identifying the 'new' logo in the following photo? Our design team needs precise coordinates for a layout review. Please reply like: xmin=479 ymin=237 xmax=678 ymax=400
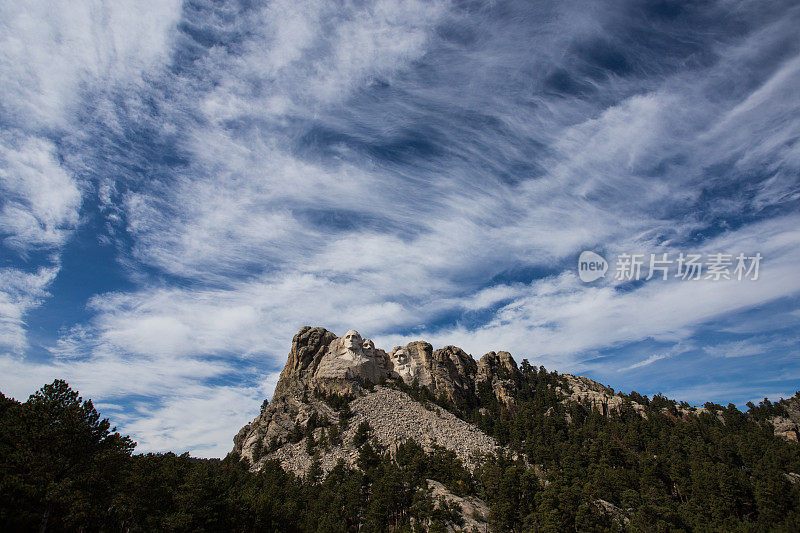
xmin=578 ymin=251 xmax=608 ymax=282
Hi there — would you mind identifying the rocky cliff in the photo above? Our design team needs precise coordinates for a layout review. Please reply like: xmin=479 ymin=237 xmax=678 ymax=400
xmin=233 ymin=326 xmax=798 ymax=479
xmin=233 ymin=327 xmax=513 ymax=475
xmin=231 ymin=326 xmax=665 ymax=477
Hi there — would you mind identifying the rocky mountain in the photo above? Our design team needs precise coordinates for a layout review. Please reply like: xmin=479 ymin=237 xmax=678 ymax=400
xmin=235 ymin=327 xmax=645 ymax=474
xmin=233 ymin=327 xmax=510 ymax=474
xmin=5 ymin=331 xmax=799 ymax=532
xmin=233 ymin=326 xmax=526 ymax=530
xmin=235 ymin=326 xmax=800 ymax=474
xmin=232 ymin=327 xmax=800 ymax=530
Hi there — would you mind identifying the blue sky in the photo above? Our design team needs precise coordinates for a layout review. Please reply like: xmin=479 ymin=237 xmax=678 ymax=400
xmin=1 ymin=0 xmax=799 ymax=457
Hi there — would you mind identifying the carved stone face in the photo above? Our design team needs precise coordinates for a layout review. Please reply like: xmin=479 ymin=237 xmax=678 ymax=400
xmin=342 ymin=330 xmax=362 ymax=352
xmin=362 ymin=339 xmax=375 ymax=352
xmin=394 ymin=348 xmax=408 ymax=365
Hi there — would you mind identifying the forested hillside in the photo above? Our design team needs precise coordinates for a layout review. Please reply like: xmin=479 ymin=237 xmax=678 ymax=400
xmin=2 ymin=368 xmax=800 ymax=532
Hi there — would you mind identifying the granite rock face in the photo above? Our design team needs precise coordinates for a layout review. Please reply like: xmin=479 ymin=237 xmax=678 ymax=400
xmin=312 ymin=329 xmax=389 ymax=395
xmin=771 ymin=416 xmax=800 ymax=442
xmin=233 ymin=326 xmax=339 ymax=457
xmin=427 ymin=479 xmax=489 ymax=532
xmin=594 ymin=498 xmax=631 ymax=528
xmin=388 ymin=343 xmax=480 ymax=408
xmin=556 ymin=374 xmax=717 ymax=421
xmin=557 ymin=374 xmax=645 ymax=417
xmin=769 ymin=394 xmax=800 ymax=442
xmin=476 ymin=351 xmax=519 ymax=408
xmin=232 ymin=326 xmax=517 ymax=470
xmin=233 ymin=326 xmax=767 ymax=477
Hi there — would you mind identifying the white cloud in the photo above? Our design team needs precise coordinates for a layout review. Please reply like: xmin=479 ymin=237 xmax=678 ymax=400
xmin=112 ymin=382 xmax=271 ymax=456
xmin=0 ymin=134 xmax=82 ymax=251
xmin=0 ymin=351 xmax=279 ymax=457
xmin=703 ymin=336 xmax=799 ymax=359
xmin=624 ymin=343 xmax=696 ymax=371
xmin=385 ymin=215 xmax=800 ymax=366
xmin=0 ymin=0 xmax=181 ymax=129
xmin=0 ymin=267 xmax=59 ymax=353
xmin=0 ymin=0 xmax=183 ymax=364
xmin=197 ymin=0 xmax=449 ymax=122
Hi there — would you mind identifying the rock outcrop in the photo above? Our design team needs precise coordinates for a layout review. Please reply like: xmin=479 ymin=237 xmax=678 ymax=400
xmin=233 ymin=326 xmax=339 ymax=457
xmin=594 ymin=498 xmax=631 ymax=528
xmin=769 ymin=393 xmax=800 ymax=442
xmin=233 ymin=326 xmax=512 ymax=472
xmin=557 ymin=374 xmax=647 ymax=417
xmin=556 ymin=374 xmax=718 ymax=421
xmin=234 ymin=326 xmax=771 ymax=478
xmin=427 ymin=479 xmax=489 ymax=532
xmin=769 ymin=416 xmax=800 ymax=442
xmin=476 ymin=351 xmax=519 ymax=408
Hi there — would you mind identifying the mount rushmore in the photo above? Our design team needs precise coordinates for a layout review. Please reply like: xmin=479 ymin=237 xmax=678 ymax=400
xmin=233 ymin=326 xmax=800 ymax=477
xmin=232 ymin=327 xmax=520 ymax=473
xmin=231 ymin=326 xmax=670 ymax=477
xmin=227 ymin=327 xmax=800 ymax=530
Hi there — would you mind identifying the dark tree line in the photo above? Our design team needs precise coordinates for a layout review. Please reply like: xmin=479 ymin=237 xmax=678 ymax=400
xmin=0 ymin=381 xmax=468 ymax=532
xmin=3 ymin=372 xmax=800 ymax=532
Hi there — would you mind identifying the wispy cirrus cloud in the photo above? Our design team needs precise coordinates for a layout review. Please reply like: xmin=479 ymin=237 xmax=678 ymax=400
xmin=0 ymin=135 xmax=81 ymax=252
xmin=0 ymin=267 xmax=58 ymax=353
xmin=703 ymin=336 xmax=800 ymax=359
xmin=0 ymin=0 xmax=182 ymax=351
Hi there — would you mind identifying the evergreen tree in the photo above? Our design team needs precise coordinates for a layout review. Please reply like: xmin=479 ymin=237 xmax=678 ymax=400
xmin=0 ymin=380 xmax=135 ymax=531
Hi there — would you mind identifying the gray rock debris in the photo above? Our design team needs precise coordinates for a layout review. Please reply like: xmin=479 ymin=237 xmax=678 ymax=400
xmin=255 ymin=386 xmax=499 ymax=476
